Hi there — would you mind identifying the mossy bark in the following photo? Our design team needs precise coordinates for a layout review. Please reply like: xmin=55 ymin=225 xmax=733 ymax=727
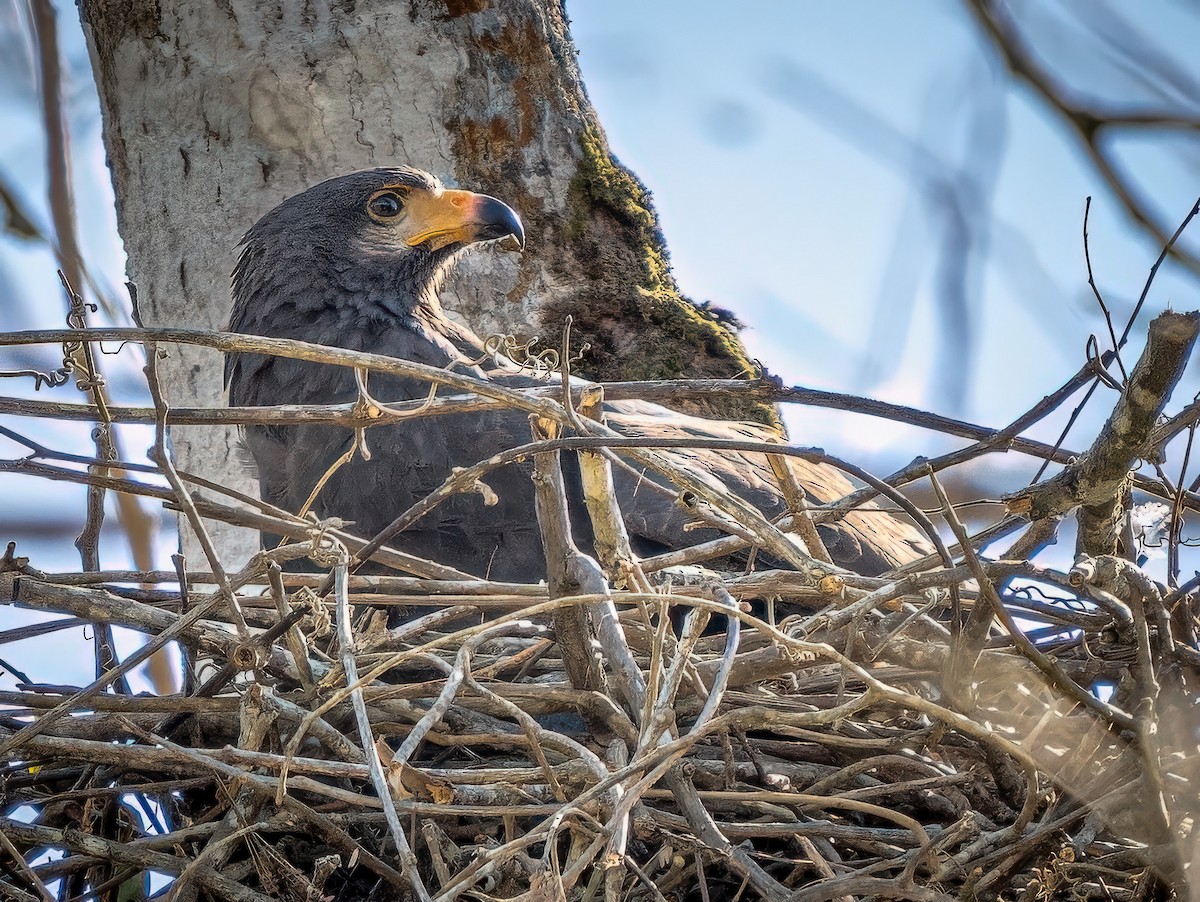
xmin=440 ymin=6 xmax=776 ymax=426
xmin=548 ymin=127 xmax=773 ymax=424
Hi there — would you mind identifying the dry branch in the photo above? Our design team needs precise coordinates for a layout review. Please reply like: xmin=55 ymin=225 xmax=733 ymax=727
xmin=1008 ymin=310 xmax=1200 ymax=555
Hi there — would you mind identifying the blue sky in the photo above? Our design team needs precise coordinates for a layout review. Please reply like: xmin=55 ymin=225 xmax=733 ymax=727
xmin=569 ymin=0 xmax=1200 ymax=458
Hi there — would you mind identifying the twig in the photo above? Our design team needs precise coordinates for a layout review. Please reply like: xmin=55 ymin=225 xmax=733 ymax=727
xmin=1082 ymin=196 xmax=1129 ymax=384
xmin=529 ymin=414 xmax=603 ymax=691
xmin=145 ymin=342 xmax=249 ymax=636
xmin=0 ymin=578 xmax=249 ymax=756
xmin=328 ymin=556 xmax=431 ymax=900
xmin=0 ymin=831 xmax=53 ymax=902
xmin=1 ymin=817 xmax=272 ymax=902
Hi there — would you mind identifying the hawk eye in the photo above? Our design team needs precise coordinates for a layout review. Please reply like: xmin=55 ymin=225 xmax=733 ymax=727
xmin=368 ymin=191 xmax=404 ymax=219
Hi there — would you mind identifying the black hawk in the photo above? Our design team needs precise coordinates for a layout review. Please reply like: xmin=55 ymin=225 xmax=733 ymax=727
xmin=226 ymin=167 xmax=929 ymax=581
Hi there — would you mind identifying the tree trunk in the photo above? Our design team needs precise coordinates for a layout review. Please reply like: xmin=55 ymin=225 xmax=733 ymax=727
xmin=78 ymin=0 xmax=768 ymax=565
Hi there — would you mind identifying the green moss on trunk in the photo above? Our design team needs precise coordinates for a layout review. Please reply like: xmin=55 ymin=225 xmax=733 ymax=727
xmin=548 ymin=126 xmax=778 ymax=428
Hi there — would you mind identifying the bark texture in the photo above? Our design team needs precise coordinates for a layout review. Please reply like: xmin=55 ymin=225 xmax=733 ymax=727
xmin=1007 ymin=311 xmax=1200 ymax=554
xmin=78 ymin=0 xmax=768 ymax=563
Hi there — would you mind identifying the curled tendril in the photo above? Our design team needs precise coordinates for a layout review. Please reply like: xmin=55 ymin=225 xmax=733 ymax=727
xmin=97 ymin=340 xmax=139 ymax=356
xmin=73 ymin=375 xmax=107 ymax=393
xmin=64 ymin=299 xmax=98 ymax=329
xmin=568 ymin=341 xmax=590 ymax=370
xmin=55 ymin=273 xmax=109 ymax=393
xmin=1006 ymin=582 xmax=1083 ymax=609
xmin=0 ymin=363 xmax=74 ymax=391
xmin=466 ymin=332 xmax=588 ymax=378
xmin=462 ymin=333 xmax=514 ymax=367
xmin=304 ymin=522 xmax=347 ymax=570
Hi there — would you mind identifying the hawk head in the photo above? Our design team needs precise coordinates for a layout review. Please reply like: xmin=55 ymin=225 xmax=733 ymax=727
xmin=231 ymin=166 xmax=524 ymax=324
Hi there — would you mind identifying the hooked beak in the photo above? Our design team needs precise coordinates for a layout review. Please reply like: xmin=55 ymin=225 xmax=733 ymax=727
xmin=403 ymin=189 xmax=525 ymax=253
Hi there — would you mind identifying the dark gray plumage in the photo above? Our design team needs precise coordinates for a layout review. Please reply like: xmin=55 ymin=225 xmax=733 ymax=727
xmin=226 ymin=167 xmax=929 ymax=581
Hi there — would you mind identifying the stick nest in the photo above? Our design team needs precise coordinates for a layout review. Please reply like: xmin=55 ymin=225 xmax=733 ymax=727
xmin=2 ymin=313 xmax=1200 ymax=902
